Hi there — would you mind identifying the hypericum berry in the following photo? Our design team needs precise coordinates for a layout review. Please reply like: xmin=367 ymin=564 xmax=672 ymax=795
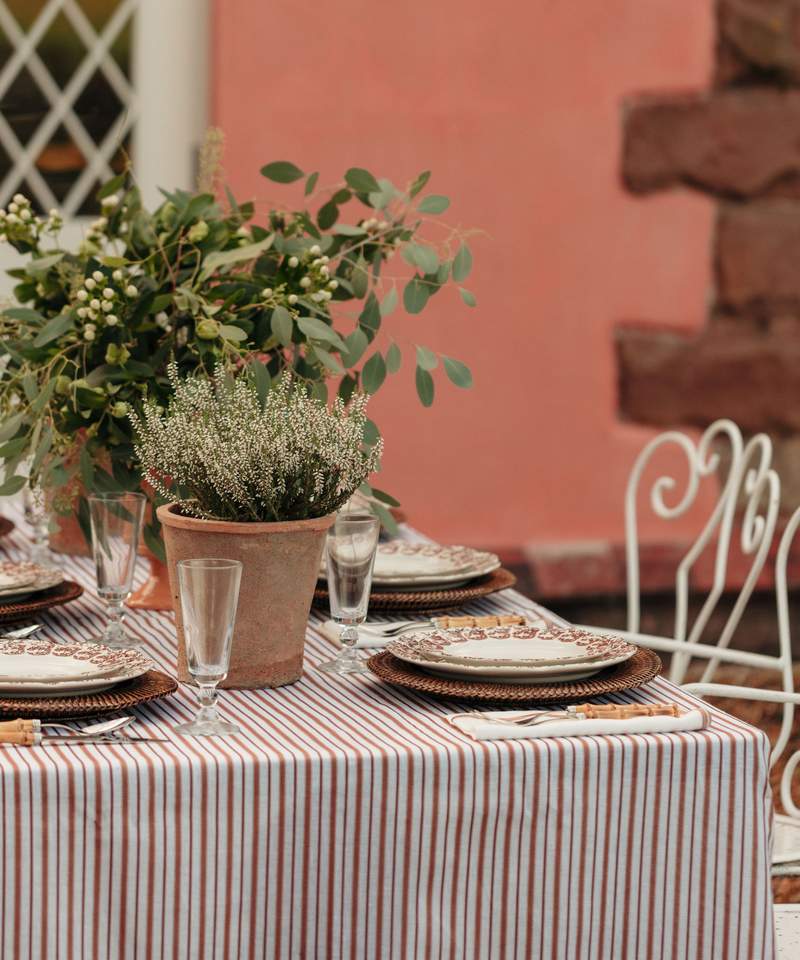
xmin=262 ymin=288 xmax=273 ymax=297
xmin=309 ymin=244 xmax=321 ymax=256
xmin=90 ymin=299 xmax=101 ymax=310
xmin=288 ymin=256 xmax=299 ymax=268
xmin=92 ymin=270 xmax=104 ymax=282
xmin=103 ymin=288 xmax=114 ymax=299
xmin=299 ymin=277 xmax=311 ymax=288
xmin=77 ymin=290 xmax=88 ymax=302
xmin=287 ymin=294 xmax=298 ymax=305
xmin=106 ymin=315 xmax=118 ymax=326
xmin=85 ymin=278 xmax=96 ymax=290
xmin=77 ymin=308 xmax=88 ymax=318
xmin=327 ymin=280 xmax=339 ymax=291
xmin=84 ymin=329 xmax=95 ymax=341
xmin=102 ymin=301 xmax=113 ymax=313
xmin=112 ymin=269 xmax=123 ymax=282
xmin=125 ymin=285 xmax=138 ymax=297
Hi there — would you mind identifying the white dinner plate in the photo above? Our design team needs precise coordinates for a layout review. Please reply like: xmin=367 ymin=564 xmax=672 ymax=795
xmin=0 ymin=568 xmax=63 ymax=604
xmin=320 ymin=542 xmax=501 ymax=587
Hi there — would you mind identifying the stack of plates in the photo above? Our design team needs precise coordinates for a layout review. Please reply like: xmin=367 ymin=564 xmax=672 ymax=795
xmin=386 ymin=625 xmax=638 ymax=685
xmin=321 ymin=543 xmax=501 ymax=591
xmin=0 ymin=561 xmax=62 ymax=605
xmin=0 ymin=640 xmax=156 ymax=698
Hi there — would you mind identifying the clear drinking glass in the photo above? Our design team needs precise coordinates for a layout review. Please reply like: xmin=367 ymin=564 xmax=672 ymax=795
xmin=173 ymin=559 xmax=242 ymax=737
xmin=22 ymin=484 xmax=56 ymax=567
xmin=88 ymin=492 xmax=146 ymax=647
xmin=317 ymin=514 xmax=381 ymax=676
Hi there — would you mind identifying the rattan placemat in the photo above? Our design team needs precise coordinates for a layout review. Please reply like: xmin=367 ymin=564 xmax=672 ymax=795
xmin=0 ymin=580 xmax=84 ymax=624
xmin=313 ymin=568 xmax=517 ymax=615
xmin=0 ymin=517 xmax=14 ymax=539
xmin=0 ymin=669 xmax=179 ymax=720
xmin=366 ymin=647 xmax=662 ymax=707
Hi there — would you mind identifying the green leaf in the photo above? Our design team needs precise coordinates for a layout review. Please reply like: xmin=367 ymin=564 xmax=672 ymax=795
xmin=31 ymin=378 xmax=57 ymax=412
xmin=362 ymin=417 xmax=380 ymax=445
xmin=97 ymin=173 xmax=126 ymax=201
xmin=368 ymin=500 xmax=398 ymax=536
xmin=34 ymin=312 xmax=72 ymax=347
xmin=297 ymin=317 xmax=346 ymax=348
xmin=334 ymin=224 xmax=367 ymax=237
xmin=152 ymin=294 xmax=174 ymax=313
xmin=0 ymin=475 xmax=25 ymax=498
xmin=442 ymin=355 xmax=474 ymax=389
xmin=101 ymin=256 xmax=130 ymax=268
xmin=250 ymin=356 xmax=271 ymax=409
xmin=459 ymin=288 xmax=476 ymax=307
xmin=31 ymin=425 xmax=53 ymax=474
xmin=437 ymin=259 xmax=451 ymax=284
xmin=409 ymin=171 xmax=431 ymax=200
xmin=368 ymin=178 xmax=395 ymax=210
xmin=296 ymin=210 xmax=321 ymax=240
xmin=0 ymin=415 xmax=23 ymax=444
xmin=22 ymin=373 xmax=38 ymax=402
xmin=380 ymin=287 xmax=398 ymax=316
xmin=332 ymin=188 xmax=352 ymax=204
xmin=198 ymin=234 xmax=274 ymax=281
xmin=417 ymin=194 xmax=450 ymax=215
xmin=340 ymin=328 xmax=369 ymax=367
xmin=415 ymin=366 xmax=434 ymax=407
xmin=402 ymin=242 xmax=438 ymax=276
xmin=80 ymin=445 xmax=94 ymax=492
xmin=4 ymin=308 xmax=43 ymax=322
xmin=219 ymin=324 xmax=248 ymax=342
xmin=452 ymin=243 xmax=473 ymax=283
xmin=122 ymin=360 xmax=155 ymax=378
xmin=351 ymin=254 xmax=369 ymax=299
xmin=361 ymin=351 xmax=387 ymax=394
xmin=386 ymin=341 xmax=401 ymax=374
xmin=345 ymin=168 xmax=381 ymax=194
xmin=403 ymin=278 xmax=429 ymax=314
xmin=26 ymin=253 xmax=65 ymax=277
xmin=143 ymin=525 xmax=167 ymax=564
xmin=313 ymin=346 xmax=346 ymax=375
xmin=261 ymin=161 xmax=305 ymax=183
xmin=271 ymin=305 xmax=293 ymax=348
xmin=358 ymin=291 xmax=381 ymax=336
xmin=304 ymin=171 xmax=319 ymax=196
xmin=0 ymin=437 xmax=28 ymax=459
xmin=371 ymin=486 xmax=401 ymax=507
xmin=317 ymin=201 xmax=338 ymax=230
xmin=416 ymin=346 xmax=438 ymax=371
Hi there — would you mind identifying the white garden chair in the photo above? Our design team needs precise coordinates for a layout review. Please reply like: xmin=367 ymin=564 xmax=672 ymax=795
xmin=575 ymin=420 xmax=800 ymax=954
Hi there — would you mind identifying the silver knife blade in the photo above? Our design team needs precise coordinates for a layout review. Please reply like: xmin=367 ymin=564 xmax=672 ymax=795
xmin=41 ymin=736 xmax=170 ymax=744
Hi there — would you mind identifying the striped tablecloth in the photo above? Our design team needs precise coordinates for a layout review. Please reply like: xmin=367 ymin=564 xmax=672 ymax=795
xmin=0 ymin=509 xmax=776 ymax=960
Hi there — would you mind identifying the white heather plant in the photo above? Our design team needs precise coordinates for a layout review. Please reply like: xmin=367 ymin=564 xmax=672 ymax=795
xmin=131 ymin=361 xmax=383 ymax=523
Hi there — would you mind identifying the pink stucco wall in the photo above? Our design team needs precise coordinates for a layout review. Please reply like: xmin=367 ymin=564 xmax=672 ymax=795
xmin=213 ymin=0 xmax=716 ymax=548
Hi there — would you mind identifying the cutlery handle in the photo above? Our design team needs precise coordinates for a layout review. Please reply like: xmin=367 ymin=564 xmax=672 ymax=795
xmin=569 ymin=703 xmax=682 ymax=720
xmin=0 ymin=731 xmax=38 ymax=745
xmin=0 ymin=719 xmax=37 ymax=733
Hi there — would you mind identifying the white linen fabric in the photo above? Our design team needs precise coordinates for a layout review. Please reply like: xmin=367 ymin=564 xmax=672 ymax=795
xmin=0 ymin=506 xmax=776 ymax=960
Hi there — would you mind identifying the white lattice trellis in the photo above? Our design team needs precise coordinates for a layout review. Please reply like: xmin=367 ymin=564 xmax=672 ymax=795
xmin=0 ymin=0 xmax=138 ymax=215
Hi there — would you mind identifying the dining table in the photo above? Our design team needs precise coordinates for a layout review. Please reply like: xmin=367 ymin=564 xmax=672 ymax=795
xmin=0 ymin=506 xmax=776 ymax=960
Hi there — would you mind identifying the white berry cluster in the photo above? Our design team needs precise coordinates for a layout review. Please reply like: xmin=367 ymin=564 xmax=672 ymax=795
xmin=277 ymin=243 xmax=339 ymax=310
xmin=73 ymin=268 xmax=138 ymax=340
xmin=0 ymin=194 xmax=62 ymax=245
xmin=131 ymin=360 xmax=383 ymax=523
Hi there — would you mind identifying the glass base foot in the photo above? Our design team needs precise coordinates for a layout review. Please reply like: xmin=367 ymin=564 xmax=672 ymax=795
xmin=317 ymin=657 xmax=370 ymax=675
xmin=85 ymin=633 xmax=142 ymax=649
xmin=173 ymin=720 xmax=240 ymax=737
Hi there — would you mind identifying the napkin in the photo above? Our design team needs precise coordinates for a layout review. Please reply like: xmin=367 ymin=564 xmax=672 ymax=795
xmin=318 ymin=620 xmax=394 ymax=648
xmin=448 ymin=707 xmax=712 ymax=741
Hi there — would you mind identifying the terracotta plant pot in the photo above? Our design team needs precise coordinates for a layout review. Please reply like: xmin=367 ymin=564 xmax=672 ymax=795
xmin=157 ymin=503 xmax=335 ymax=689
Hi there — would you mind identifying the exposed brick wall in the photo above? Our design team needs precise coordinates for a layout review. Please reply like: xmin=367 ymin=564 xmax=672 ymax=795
xmin=618 ymin=0 xmax=800 ymax=511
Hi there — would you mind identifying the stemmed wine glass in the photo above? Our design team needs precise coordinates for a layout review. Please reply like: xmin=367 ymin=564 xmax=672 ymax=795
xmin=173 ymin=559 xmax=242 ymax=737
xmin=317 ymin=514 xmax=381 ymax=675
xmin=22 ymin=484 xmax=56 ymax=567
xmin=88 ymin=491 xmax=146 ymax=647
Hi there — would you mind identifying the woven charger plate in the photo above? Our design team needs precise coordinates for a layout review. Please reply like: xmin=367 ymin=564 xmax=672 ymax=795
xmin=0 ymin=580 xmax=84 ymax=624
xmin=313 ymin=568 xmax=517 ymax=615
xmin=366 ymin=647 xmax=662 ymax=707
xmin=0 ymin=517 xmax=14 ymax=539
xmin=0 ymin=669 xmax=178 ymax=720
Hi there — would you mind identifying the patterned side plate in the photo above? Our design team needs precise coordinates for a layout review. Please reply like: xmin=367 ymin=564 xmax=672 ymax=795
xmin=0 ymin=568 xmax=63 ymax=603
xmin=0 ymin=560 xmax=43 ymax=592
xmin=320 ymin=542 xmax=501 ymax=587
xmin=387 ymin=626 xmax=637 ymax=682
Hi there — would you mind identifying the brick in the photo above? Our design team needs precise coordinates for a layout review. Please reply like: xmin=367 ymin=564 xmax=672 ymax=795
xmin=716 ymin=201 xmax=800 ymax=311
xmin=716 ymin=0 xmax=800 ymax=85
xmin=623 ymin=89 xmax=800 ymax=198
xmin=616 ymin=321 xmax=800 ymax=433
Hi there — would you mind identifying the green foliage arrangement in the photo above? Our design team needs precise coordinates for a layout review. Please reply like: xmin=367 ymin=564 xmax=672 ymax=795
xmin=0 ymin=154 xmax=476 ymax=553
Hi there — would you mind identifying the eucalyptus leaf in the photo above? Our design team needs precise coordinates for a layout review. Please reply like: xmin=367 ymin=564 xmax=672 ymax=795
xmin=362 ymin=418 xmax=380 ymax=446
xmin=409 ymin=171 xmax=431 ymax=199
xmin=0 ymin=415 xmax=23 ymax=444
xmin=414 ymin=244 xmax=439 ymax=275
xmin=261 ymin=161 xmax=305 ymax=183
xmin=304 ymin=171 xmax=319 ymax=196
xmin=97 ymin=173 xmax=126 ymax=201
xmin=143 ymin=525 xmax=167 ymax=564
xmin=4 ymin=308 xmax=43 ymax=322
xmin=351 ymin=254 xmax=369 ymax=299
xmin=0 ymin=437 xmax=28 ymax=460
xmin=34 ymin=312 xmax=72 ymax=347
xmin=459 ymin=288 xmax=476 ymax=307
xmin=313 ymin=345 xmax=346 ymax=375
xmin=361 ymin=351 xmax=387 ymax=394
xmin=31 ymin=378 xmax=57 ymax=411
xmin=80 ymin=444 xmax=94 ymax=492
xmin=452 ymin=243 xmax=473 ymax=283
xmin=380 ymin=287 xmax=398 ymax=316
xmin=250 ymin=356 xmax=271 ymax=409
xmin=199 ymin=234 xmax=274 ymax=281
xmin=340 ymin=328 xmax=369 ymax=367
xmin=417 ymin=194 xmax=450 ymax=215
xmin=415 ymin=366 xmax=434 ymax=407
xmin=317 ymin=201 xmax=338 ymax=230
xmin=219 ymin=324 xmax=248 ymax=342
xmin=368 ymin=500 xmax=398 ymax=536
xmin=345 ymin=168 xmax=381 ymax=194
xmin=437 ymin=258 xmax=451 ymax=284
xmin=416 ymin=346 xmax=438 ymax=371
xmin=0 ymin=475 xmax=25 ymax=498
xmin=334 ymin=224 xmax=366 ymax=237
xmin=442 ymin=355 xmax=474 ymax=389
xmin=386 ymin=341 xmax=402 ymax=374
xmin=370 ymin=486 xmax=401 ymax=507
xmin=22 ymin=373 xmax=38 ymax=402
xmin=358 ymin=291 xmax=381 ymax=335
xmin=297 ymin=317 xmax=346 ymax=349
xmin=26 ymin=253 xmax=65 ymax=277
xmin=368 ymin=178 xmax=395 ymax=210
xmin=271 ymin=305 xmax=293 ymax=348
xmin=332 ymin=188 xmax=352 ymax=204
xmin=403 ymin=278 xmax=429 ymax=314
xmin=31 ymin=425 xmax=54 ymax=474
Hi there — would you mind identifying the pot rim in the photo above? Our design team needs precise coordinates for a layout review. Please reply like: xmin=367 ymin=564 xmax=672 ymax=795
xmin=156 ymin=502 xmax=336 ymax=535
